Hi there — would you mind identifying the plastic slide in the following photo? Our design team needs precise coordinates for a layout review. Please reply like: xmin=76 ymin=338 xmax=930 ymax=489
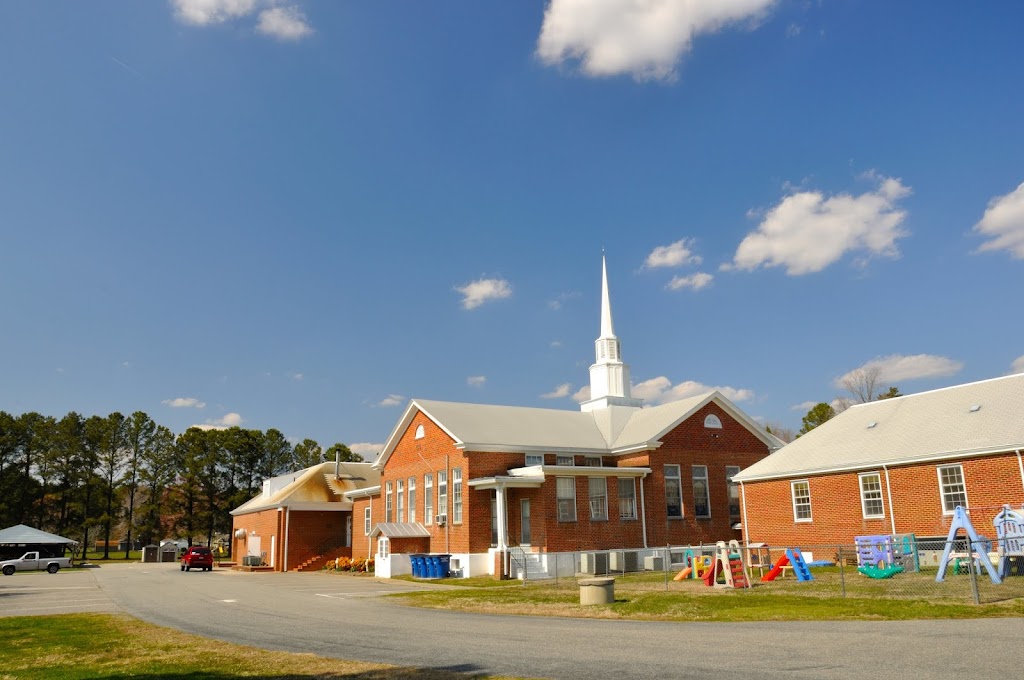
xmin=673 ymin=567 xmax=692 ymax=581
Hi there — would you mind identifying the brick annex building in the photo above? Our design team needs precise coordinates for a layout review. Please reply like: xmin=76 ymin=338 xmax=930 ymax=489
xmin=346 ymin=258 xmax=782 ymax=578
xmin=734 ymin=374 xmax=1024 ymax=547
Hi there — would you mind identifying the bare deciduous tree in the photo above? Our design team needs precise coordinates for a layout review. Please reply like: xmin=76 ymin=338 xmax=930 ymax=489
xmin=841 ymin=365 xmax=886 ymax=403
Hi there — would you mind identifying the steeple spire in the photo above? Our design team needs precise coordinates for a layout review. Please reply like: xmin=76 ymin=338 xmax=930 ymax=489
xmin=581 ymin=255 xmax=642 ymax=413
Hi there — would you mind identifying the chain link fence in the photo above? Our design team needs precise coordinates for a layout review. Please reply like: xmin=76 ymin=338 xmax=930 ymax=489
xmin=509 ymin=539 xmax=1024 ymax=605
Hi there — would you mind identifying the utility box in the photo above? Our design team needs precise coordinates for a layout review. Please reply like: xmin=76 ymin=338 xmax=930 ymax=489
xmin=580 ymin=552 xmax=607 ymax=574
xmin=643 ymin=555 xmax=664 ymax=571
xmin=610 ymin=551 xmax=638 ymax=572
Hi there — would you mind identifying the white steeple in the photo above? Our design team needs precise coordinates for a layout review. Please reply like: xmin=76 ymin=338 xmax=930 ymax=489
xmin=581 ymin=256 xmax=643 ymax=413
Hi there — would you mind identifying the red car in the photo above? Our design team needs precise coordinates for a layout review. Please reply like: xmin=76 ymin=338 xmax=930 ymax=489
xmin=180 ymin=546 xmax=214 ymax=572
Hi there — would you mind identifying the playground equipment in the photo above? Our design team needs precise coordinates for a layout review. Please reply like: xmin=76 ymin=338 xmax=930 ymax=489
xmin=855 ymin=533 xmax=919 ymax=572
xmin=691 ymin=554 xmax=714 ymax=580
xmin=761 ymin=548 xmax=813 ymax=582
xmin=673 ymin=566 xmax=692 ymax=581
xmin=701 ymin=540 xmax=750 ymax=589
xmin=936 ymin=506 xmax=1001 ymax=585
xmin=745 ymin=542 xmax=771 ymax=578
xmin=857 ymin=563 xmax=904 ymax=579
xmin=994 ymin=504 xmax=1024 ymax=578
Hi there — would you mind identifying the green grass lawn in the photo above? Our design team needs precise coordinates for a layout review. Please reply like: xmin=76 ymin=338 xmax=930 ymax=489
xmin=0 ymin=613 xmax=512 ymax=680
xmin=391 ymin=568 xmax=1024 ymax=621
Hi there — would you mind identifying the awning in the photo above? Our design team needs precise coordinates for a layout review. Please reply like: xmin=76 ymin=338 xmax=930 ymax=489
xmin=369 ymin=522 xmax=430 ymax=538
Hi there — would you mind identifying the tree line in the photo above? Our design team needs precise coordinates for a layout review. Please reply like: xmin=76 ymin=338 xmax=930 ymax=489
xmin=0 ymin=410 xmax=364 ymax=558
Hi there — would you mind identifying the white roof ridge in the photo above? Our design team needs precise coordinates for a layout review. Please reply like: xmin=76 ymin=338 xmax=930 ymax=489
xmin=849 ymin=372 xmax=1024 ymax=408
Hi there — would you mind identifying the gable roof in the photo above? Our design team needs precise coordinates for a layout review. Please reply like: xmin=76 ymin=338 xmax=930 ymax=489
xmin=0 ymin=524 xmax=78 ymax=545
xmin=374 ymin=392 xmax=782 ymax=469
xmin=231 ymin=461 xmax=380 ymax=515
xmin=734 ymin=373 xmax=1024 ymax=482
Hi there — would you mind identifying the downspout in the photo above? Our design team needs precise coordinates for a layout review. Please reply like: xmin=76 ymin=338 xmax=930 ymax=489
xmin=1016 ymin=450 xmax=1024 ymax=497
xmin=639 ymin=472 xmax=649 ymax=548
xmin=740 ymin=481 xmax=749 ymax=543
xmin=445 ymin=453 xmax=450 ymax=555
xmin=883 ymin=465 xmax=897 ymax=535
xmin=283 ymin=506 xmax=290 ymax=572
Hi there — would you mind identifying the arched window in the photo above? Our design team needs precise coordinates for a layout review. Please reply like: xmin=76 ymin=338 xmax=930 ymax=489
xmin=414 ymin=424 xmax=425 ymax=439
xmin=704 ymin=414 xmax=723 ymax=429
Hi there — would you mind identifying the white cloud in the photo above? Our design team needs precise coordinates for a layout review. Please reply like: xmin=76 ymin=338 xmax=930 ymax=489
xmin=730 ymin=176 xmax=911 ymax=275
xmin=548 ymin=291 xmax=581 ymax=310
xmin=644 ymin=239 xmax=702 ymax=269
xmin=632 ymin=376 xmax=754 ymax=404
xmin=171 ymin=0 xmax=258 ymax=25
xmin=192 ymin=412 xmax=243 ymax=430
xmin=349 ymin=442 xmax=383 ymax=459
xmin=288 ymin=371 xmax=304 ymax=381
xmin=790 ymin=400 xmax=819 ymax=412
xmin=163 ymin=397 xmax=207 ymax=409
xmin=666 ymin=272 xmax=713 ymax=291
xmin=973 ymin=181 xmax=1024 ymax=259
xmin=834 ymin=354 xmax=964 ymax=388
xmin=541 ymin=383 xmax=572 ymax=399
xmin=572 ymin=385 xmax=591 ymax=403
xmin=257 ymin=6 xmax=312 ymax=40
xmin=1011 ymin=356 xmax=1024 ymax=375
xmin=467 ymin=375 xmax=487 ymax=387
xmin=375 ymin=394 xmax=405 ymax=408
xmin=455 ymin=277 xmax=512 ymax=310
xmin=550 ymin=340 xmax=563 ymax=348
xmin=536 ymin=0 xmax=776 ymax=81
xmin=785 ymin=23 xmax=802 ymax=38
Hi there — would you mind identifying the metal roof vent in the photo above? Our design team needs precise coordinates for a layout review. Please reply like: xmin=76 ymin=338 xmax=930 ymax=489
xmin=969 ymin=404 xmax=981 ymax=412
xmin=867 ymin=421 xmax=877 ymax=429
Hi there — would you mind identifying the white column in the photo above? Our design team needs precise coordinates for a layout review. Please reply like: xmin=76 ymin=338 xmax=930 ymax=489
xmin=496 ymin=485 xmax=508 ymax=551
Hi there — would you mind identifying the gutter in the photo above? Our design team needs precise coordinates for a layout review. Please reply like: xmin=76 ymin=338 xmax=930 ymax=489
xmin=639 ymin=472 xmax=648 ymax=548
xmin=740 ymin=481 xmax=749 ymax=543
xmin=882 ymin=465 xmax=897 ymax=534
xmin=1017 ymin=450 xmax=1024 ymax=496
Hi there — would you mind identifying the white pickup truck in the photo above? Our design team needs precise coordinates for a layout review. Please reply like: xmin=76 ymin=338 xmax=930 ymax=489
xmin=1 ymin=551 xmax=72 ymax=575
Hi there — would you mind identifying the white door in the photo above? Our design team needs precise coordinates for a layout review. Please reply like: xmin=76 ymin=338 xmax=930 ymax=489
xmin=248 ymin=535 xmax=261 ymax=558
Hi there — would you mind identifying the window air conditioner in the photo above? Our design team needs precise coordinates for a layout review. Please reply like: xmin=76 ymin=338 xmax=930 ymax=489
xmin=435 ymin=514 xmax=447 ymax=526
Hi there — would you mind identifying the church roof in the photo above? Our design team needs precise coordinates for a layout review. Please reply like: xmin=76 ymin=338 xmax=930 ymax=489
xmin=733 ymin=373 xmax=1024 ymax=482
xmin=374 ymin=392 xmax=782 ymax=469
xmin=231 ymin=461 xmax=379 ymax=515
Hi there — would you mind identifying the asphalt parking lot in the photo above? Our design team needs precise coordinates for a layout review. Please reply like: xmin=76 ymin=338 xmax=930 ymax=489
xmin=3 ymin=562 xmax=1023 ymax=680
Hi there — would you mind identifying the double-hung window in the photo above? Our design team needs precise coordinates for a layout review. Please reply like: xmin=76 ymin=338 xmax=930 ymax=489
xmin=556 ymin=455 xmax=575 ymax=466
xmin=385 ymin=482 xmax=393 ymax=522
xmin=589 ymin=477 xmax=608 ymax=520
xmin=424 ymin=474 xmax=433 ymax=525
xmin=859 ymin=472 xmax=884 ymax=519
xmin=452 ymin=468 xmax=463 ymax=523
xmin=396 ymin=480 xmax=405 ymax=523
xmin=938 ymin=464 xmax=967 ymax=514
xmin=692 ymin=465 xmax=710 ymax=518
xmin=525 ymin=453 xmax=544 ymax=466
xmin=665 ymin=465 xmax=683 ymax=518
xmin=363 ymin=507 xmax=371 ymax=535
xmin=584 ymin=456 xmax=602 ymax=467
xmin=791 ymin=480 xmax=812 ymax=522
xmin=437 ymin=471 xmax=448 ymax=521
xmin=556 ymin=477 xmax=576 ymax=521
xmin=407 ymin=477 xmax=416 ymax=523
xmin=618 ymin=478 xmax=637 ymax=520
xmin=726 ymin=465 xmax=741 ymax=519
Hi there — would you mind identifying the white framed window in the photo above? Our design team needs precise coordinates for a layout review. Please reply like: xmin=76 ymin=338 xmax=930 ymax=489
xmin=726 ymin=466 xmax=741 ymax=519
xmin=938 ymin=464 xmax=967 ymax=514
xmin=437 ymin=470 xmax=448 ymax=520
xmin=424 ymin=474 xmax=433 ymax=525
xmin=525 ymin=453 xmax=544 ymax=466
xmin=385 ymin=482 xmax=393 ymax=522
xmin=589 ymin=477 xmax=608 ymax=520
xmin=408 ymin=477 xmax=416 ymax=523
xmin=363 ymin=507 xmax=371 ymax=535
xmin=556 ymin=455 xmax=574 ymax=466
xmin=396 ymin=480 xmax=405 ymax=523
xmin=618 ymin=478 xmax=637 ymax=520
xmin=665 ymin=465 xmax=683 ymax=518
xmin=377 ymin=536 xmax=389 ymax=559
xmin=859 ymin=472 xmax=884 ymax=519
xmin=345 ymin=516 xmax=352 ymax=547
xmin=704 ymin=414 xmax=723 ymax=429
xmin=557 ymin=477 xmax=576 ymax=521
xmin=452 ymin=468 xmax=463 ymax=523
xmin=692 ymin=465 xmax=710 ymax=518
xmin=414 ymin=424 xmax=425 ymax=439
xmin=791 ymin=480 xmax=812 ymax=522
xmin=584 ymin=456 xmax=602 ymax=467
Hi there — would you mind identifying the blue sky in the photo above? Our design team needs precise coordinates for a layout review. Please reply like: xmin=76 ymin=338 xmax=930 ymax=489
xmin=2 ymin=1 xmax=1023 ymax=455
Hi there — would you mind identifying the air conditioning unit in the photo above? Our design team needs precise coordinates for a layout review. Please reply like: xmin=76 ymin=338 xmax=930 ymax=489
xmin=435 ymin=514 xmax=447 ymax=526
xmin=580 ymin=552 xmax=607 ymax=574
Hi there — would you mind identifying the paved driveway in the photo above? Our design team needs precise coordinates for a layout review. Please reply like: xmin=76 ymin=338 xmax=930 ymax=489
xmin=4 ymin=563 xmax=1022 ymax=680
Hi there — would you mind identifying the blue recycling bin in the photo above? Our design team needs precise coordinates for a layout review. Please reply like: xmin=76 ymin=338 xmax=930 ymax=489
xmin=410 ymin=555 xmax=424 ymax=578
xmin=427 ymin=555 xmax=440 ymax=578
xmin=438 ymin=554 xmax=451 ymax=578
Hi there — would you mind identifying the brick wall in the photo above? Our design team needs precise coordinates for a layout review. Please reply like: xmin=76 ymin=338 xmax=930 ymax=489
xmin=741 ymin=451 xmax=1024 ymax=546
xmin=232 ymin=509 xmax=350 ymax=571
xmin=231 ymin=508 xmax=283 ymax=567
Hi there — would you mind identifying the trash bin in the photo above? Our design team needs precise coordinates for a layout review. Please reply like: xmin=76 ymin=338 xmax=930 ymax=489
xmin=427 ymin=556 xmax=439 ymax=578
xmin=411 ymin=555 xmax=424 ymax=578
xmin=438 ymin=554 xmax=451 ymax=578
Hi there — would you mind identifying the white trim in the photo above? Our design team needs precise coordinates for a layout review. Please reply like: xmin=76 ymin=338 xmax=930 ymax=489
xmin=740 ymin=481 xmax=749 ymax=542
xmin=375 ymin=401 xmax=463 ymax=470
xmin=883 ymin=465 xmax=897 ymax=534
xmin=692 ymin=465 xmax=711 ymax=519
xmin=343 ymin=485 xmax=380 ymax=500
xmin=791 ymin=480 xmax=812 ymax=522
xmin=1017 ymin=450 xmax=1024 ymax=497
xmin=858 ymin=471 xmax=885 ymax=520
xmin=664 ymin=464 xmax=683 ymax=519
